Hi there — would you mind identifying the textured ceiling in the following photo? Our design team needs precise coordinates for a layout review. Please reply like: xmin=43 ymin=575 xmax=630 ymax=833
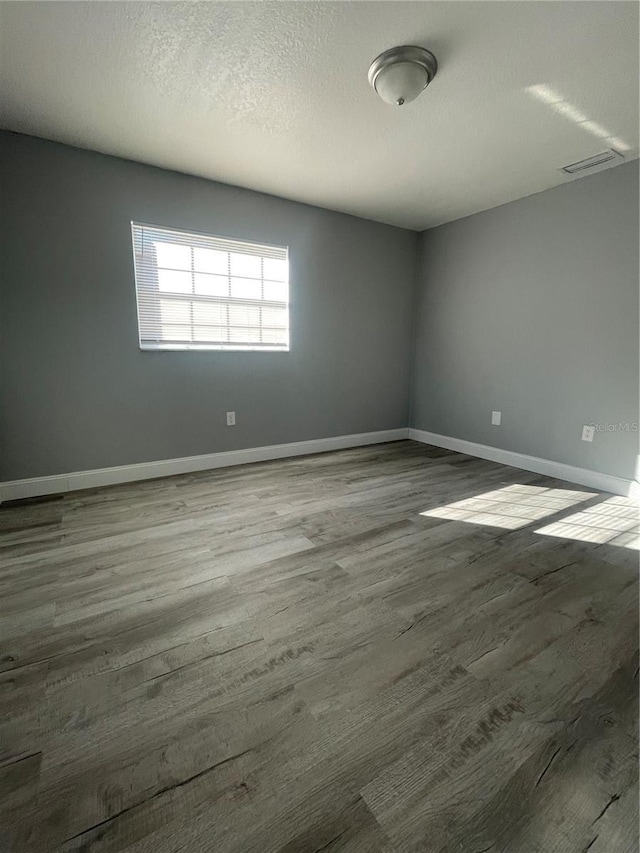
xmin=0 ymin=1 xmax=638 ymax=230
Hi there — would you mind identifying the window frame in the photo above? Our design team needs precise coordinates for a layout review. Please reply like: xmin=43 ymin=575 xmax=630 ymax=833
xmin=131 ymin=221 xmax=290 ymax=353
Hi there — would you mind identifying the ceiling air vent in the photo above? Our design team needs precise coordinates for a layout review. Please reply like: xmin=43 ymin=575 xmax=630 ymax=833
xmin=561 ymin=149 xmax=624 ymax=175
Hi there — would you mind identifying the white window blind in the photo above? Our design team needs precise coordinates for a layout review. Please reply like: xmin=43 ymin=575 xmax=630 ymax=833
xmin=131 ymin=222 xmax=289 ymax=351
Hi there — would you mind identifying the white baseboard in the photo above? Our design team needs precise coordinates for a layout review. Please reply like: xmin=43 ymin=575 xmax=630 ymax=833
xmin=408 ymin=428 xmax=636 ymax=497
xmin=3 ymin=427 xmax=635 ymax=502
xmin=0 ymin=429 xmax=409 ymax=502
xmin=628 ymin=480 xmax=640 ymax=500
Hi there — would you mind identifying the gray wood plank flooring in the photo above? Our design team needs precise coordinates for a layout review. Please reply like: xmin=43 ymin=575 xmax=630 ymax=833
xmin=0 ymin=440 xmax=638 ymax=852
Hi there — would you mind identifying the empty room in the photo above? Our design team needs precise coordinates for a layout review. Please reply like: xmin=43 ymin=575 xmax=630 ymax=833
xmin=1 ymin=1 xmax=639 ymax=851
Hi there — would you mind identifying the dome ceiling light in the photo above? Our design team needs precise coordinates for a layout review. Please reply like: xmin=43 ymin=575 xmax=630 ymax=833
xmin=368 ymin=45 xmax=438 ymax=106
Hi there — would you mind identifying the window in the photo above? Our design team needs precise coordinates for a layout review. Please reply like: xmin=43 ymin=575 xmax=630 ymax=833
xmin=131 ymin=222 xmax=289 ymax=351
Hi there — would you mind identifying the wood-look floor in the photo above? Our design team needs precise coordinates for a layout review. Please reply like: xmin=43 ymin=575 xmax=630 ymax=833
xmin=1 ymin=440 xmax=638 ymax=853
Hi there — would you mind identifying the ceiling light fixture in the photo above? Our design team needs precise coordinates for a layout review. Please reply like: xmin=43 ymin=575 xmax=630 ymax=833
xmin=368 ymin=45 xmax=437 ymax=106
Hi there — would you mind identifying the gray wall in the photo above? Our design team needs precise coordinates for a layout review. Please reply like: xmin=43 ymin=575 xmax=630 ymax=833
xmin=0 ymin=132 xmax=417 ymax=480
xmin=2 ymin=131 xmax=637 ymax=485
xmin=411 ymin=159 xmax=639 ymax=480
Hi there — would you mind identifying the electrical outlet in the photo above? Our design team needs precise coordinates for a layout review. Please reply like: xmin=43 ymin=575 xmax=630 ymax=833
xmin=226 ymin=411 xmax=236 ymax=426
xmin=581 ymin=424 xmax=595 ymax=442
xmin=491 ymin=411 xmax=501 ymax=426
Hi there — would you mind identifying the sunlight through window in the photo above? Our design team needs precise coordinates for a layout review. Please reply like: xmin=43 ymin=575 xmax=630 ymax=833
xmin=526 ymin=84 xmax=632 ymax=152
xmin=420 ymin=484 xmax=596 ymax=530
xmin=535 ymin=497 xmax=640 ymax=550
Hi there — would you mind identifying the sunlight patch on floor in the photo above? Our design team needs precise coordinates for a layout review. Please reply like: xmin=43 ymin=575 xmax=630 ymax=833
xmin=535 ymin=496 xmax=640 ymax=550
xmin=419 ymin=484 xmax=597 ymax=531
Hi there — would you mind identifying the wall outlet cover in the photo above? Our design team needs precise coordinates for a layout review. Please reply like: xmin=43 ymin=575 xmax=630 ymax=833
xmin=226 ymin=411 xmax=236 ymax=426
xmin=491 ymin=411 xmax=501 ymax=426
xmin=581 ymin=424 xmax=595 ymax=442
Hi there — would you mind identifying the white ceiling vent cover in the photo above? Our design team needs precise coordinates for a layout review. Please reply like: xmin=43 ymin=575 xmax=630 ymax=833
xmin=561 ymin=149 xmax=624 ymax=175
